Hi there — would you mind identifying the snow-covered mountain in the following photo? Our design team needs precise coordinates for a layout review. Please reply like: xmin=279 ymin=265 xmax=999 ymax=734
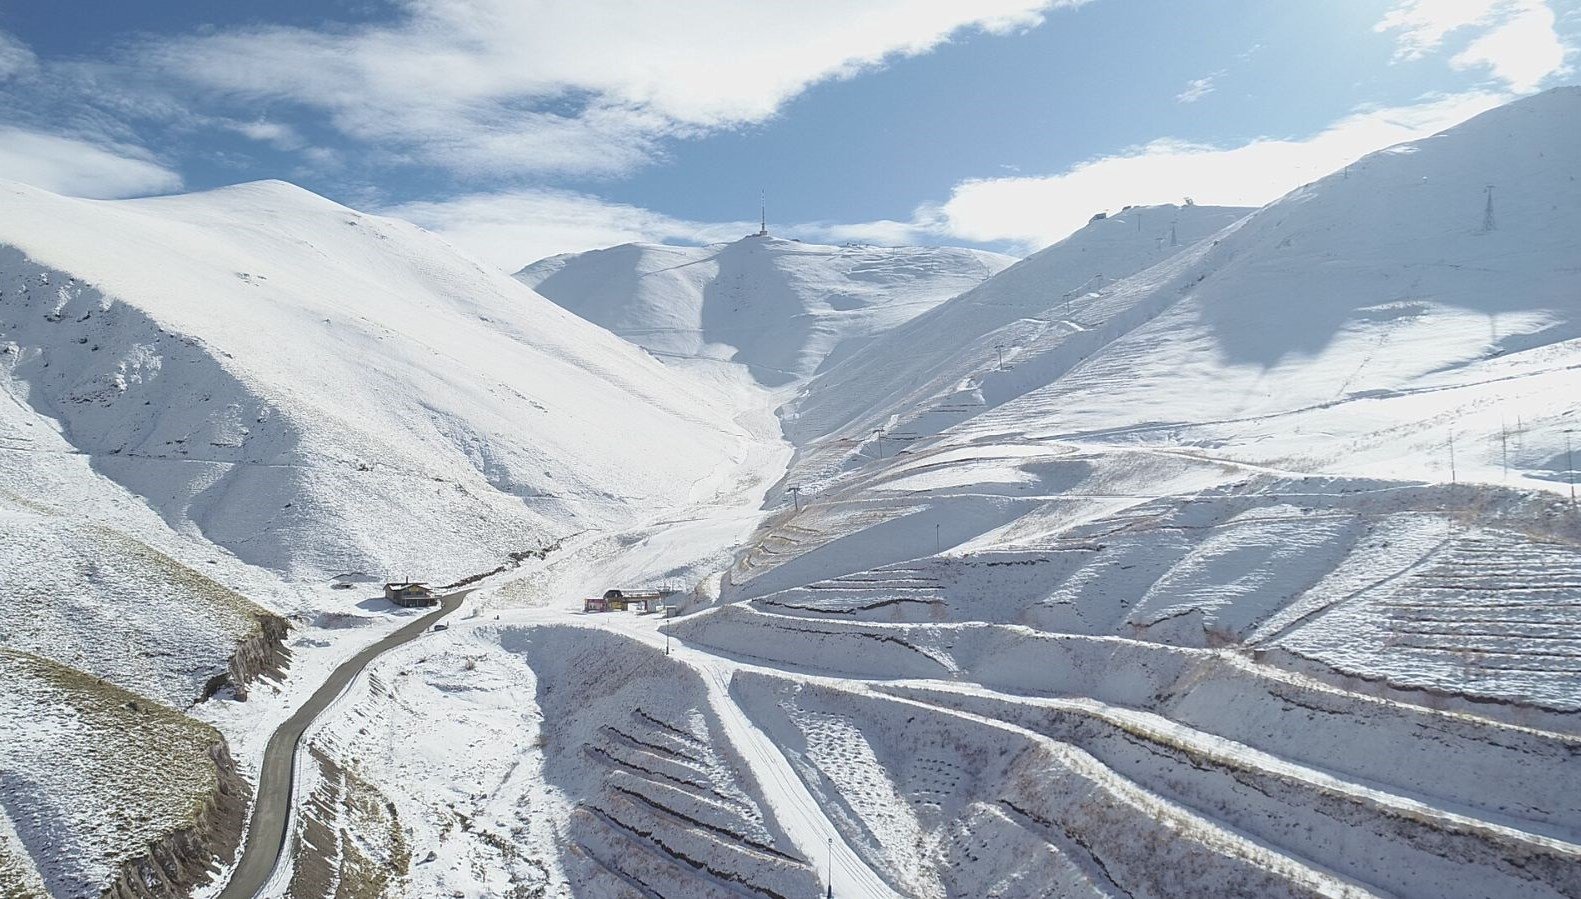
xmin=780 ymin=201 xmax=1253 ymax=474
xmin=517 ymin=236 xmax=1014 ymax=387
xmin=8 ymin=84 xmax=1581 ymax=899
xmin=747 ymin=85 xmax=1581 ymax=700
xmin=0 ymin=179 xmax=787 ymax=897
xmin=790 ymin=87 xmax=1581 ymax=491
xmin=0 ymin=180 xmax=778 ymax=583
xmin=651 ymin=87 xmax=1581 ymax=896
xmin=285 ymin=89 xmax=1581 ymax=899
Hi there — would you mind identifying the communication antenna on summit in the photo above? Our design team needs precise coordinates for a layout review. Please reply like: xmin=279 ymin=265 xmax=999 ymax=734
xmin=757 ymin=190 xmax=769 ymax=237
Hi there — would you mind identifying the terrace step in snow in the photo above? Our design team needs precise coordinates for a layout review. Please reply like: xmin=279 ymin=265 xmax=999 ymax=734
xmin=884 ymin=681 xmax=1581 ymax=899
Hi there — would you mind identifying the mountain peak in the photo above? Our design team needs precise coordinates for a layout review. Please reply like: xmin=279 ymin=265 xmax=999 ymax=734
xmin=519 ymin=237 xmax=1015 ymax=387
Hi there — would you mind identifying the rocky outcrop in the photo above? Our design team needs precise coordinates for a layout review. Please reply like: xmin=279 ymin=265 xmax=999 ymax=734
xmin=227 ymin=614 xmax=290 ymax=701
xmin=100 ymin=742 xmax=249 ymax=899
xmin=203 ymin=613 xmax=290 ymax=702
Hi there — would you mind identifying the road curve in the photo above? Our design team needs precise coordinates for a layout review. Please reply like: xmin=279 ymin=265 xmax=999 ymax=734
xmin=217 ymin=590 xmax=470 ymax=899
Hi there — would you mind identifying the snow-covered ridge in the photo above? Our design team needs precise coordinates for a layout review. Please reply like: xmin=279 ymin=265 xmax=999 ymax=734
xmin=0 ymin=179 xmax=780 ymax=582
xmin=780 ymin=202 xmax=1253 ymax=456
xmin=518 ymin=235 xmax=1014 ymax=387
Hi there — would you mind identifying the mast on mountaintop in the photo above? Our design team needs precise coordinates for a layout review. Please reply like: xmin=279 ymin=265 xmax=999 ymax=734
xmin=757 ymin=190 xmax=769 ymax=237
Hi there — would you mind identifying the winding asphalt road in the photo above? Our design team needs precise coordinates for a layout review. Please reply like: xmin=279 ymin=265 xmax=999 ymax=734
xmin=217 ymin=589 xmax=470 ymax=899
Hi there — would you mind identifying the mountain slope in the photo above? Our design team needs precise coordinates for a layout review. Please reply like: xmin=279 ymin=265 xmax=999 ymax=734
xmin=754 ymin=86 xmax=1581 ymax=701
xmin=657 ymin=87 xmax=1581 ymax=897
xmin=518 ymin=236 xmax=1014 ymax=387
xmin=0 ymin=178 xmax=797 ymax=899
xmin=0 ymin=180 xmax=780 ymax=582
xmin=957 ymin=84 xmax=1581 ymax=487
xmin=779 ymin=203 xmax=1252 ymax=477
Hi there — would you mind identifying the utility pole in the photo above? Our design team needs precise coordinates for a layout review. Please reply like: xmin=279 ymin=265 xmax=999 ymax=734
xmin=1449 ymin=430 xmax=1457 ymax=485
xmin=1568 ymin=431 xmax=1576 ymax=504
xmin=873 ymin=429 xmax=885 ymax=459
xmin=994 ymin=344 xmax=1006 ymax=371
xmin=1500 ymin=420 xmax=1509 ymax=482
xmin=827 ymin=837 xmax=834 ymax=899
xmin=788 ymin=485 xmax=802 ymax=512
xmin=935 ymin=523 xmax=941 ymax=554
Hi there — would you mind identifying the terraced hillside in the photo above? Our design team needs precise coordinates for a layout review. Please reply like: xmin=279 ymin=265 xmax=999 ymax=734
xmin=647 ymin=88 xmax=1581 ymax=895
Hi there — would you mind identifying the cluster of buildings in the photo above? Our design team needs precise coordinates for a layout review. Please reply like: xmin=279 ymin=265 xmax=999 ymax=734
xmin=379 ymin=581 xmax=675 ymax=615
xmin=584 ymin=588 xmax=674 ymax=614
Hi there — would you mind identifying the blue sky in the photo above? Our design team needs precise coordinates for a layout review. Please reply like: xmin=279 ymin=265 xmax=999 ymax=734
xmin=1 ymin=1 xmax=1577 ymax=268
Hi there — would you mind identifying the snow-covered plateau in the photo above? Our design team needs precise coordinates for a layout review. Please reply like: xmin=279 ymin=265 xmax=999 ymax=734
xmin=4 ymin=88 xmax=1581 ymax=899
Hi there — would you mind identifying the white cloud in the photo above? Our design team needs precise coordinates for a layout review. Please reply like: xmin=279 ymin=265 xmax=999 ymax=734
xmin=0 ymin=126 xmax=182 ymax=198
xmin=223 ymin=119 xmax=303 ymax=150
xmin=921 ymin=91 xmax=1508 ymax=250
xmin=1449 ymin=2 xmax=1570 ymax=91
xmin=384 ymin=188 xmax=755 ymax=271
xmin=1177 ymin=71 xmax=1224 ymax=104
xmin=0 ymin=30 xmax=37 ymax=79
xmin=792 ymin=216 xmax=949 ymax=247
xmin=381 ymin=91 xmax=1516 ymax=268
xmin=1376 ymin=1 xmax=1571 ymax=90
xmin=1377 ymin=0 xmax=1507 ymax=58
xmin=140 ymin=0 xmax=1077 ymax=176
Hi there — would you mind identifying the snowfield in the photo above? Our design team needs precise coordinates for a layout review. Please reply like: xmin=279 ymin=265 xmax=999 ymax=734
xmin=6 ymin=88 xmax=1581 ymax=899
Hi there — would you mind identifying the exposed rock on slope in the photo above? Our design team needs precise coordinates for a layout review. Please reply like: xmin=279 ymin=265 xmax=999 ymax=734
xmin=101 ymin=741 xmax=248 ymax=899
xmin=0 ymin=651 xmax=248 ymax=899
xmin=0 ymin=506 xmax=286 ymax=706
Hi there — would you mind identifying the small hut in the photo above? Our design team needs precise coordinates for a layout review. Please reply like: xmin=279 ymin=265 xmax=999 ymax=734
xmin=385 ymin=581 xmax=436 ymax=608
xmin=585 ymin=589 xmax=626 ymax=612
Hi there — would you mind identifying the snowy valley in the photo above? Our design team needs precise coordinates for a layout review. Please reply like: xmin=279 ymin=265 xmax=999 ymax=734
xmin=2 ymin=86 xmax=1581 ymax=899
